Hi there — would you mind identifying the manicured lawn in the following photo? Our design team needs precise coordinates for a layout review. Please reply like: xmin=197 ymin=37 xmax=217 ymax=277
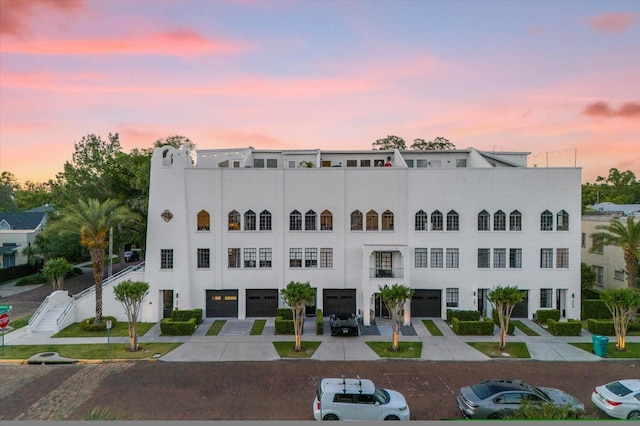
xmin=206 ymin=320 xmax=227 ymax=336
xmin=467 ymin=341 xmax=531 ymax=358
xmin=512 ymin=320 xmax=540 ymax=336
xmin=3 ymin=315 xmax=31 ymax=332
xmin=273 ymin=341 xmax=321 ymax=358
xmin=366 ymin=341 xmax=423 ymax=358
xmin=54 ymin=322 xmax=155 ymax=338
xmin=250 ymin=319 xmax=266 ymax=335
xmin=570 ymin=342 xmax=640 ymax=358
xmin=422 ymin=319 xmax=444 ymax=336
xmin=0 ymin=342 xmax=181 ymax=360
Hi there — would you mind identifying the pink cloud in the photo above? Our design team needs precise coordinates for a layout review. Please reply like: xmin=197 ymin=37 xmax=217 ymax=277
xmin=587 ymin=12 xmax=637 ymax=34
xmin=0 ymin=0 xmax=84 ymax=36
xmin=583 ymin=101 xmax=640 ymax=118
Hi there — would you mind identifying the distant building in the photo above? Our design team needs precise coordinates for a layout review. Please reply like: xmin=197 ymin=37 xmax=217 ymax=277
xmin=592 ymin=202 xmax=640 ymax=218
xmin=0 ymin=207 xmax=51 ymax=268
xmin=133 ymin=145 xmax=581 ymax=323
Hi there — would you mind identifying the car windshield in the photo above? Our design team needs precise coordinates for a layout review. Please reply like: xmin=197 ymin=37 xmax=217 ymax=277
xmin=606 ymin=382 xmax=633 ymax=397
xmin=528 ymin=385 xmax=551 ymax=401
xmin=374 ymin=387 xmax=390 ymax=404
xmin=470 ymin=383 xmax=493 ymax=400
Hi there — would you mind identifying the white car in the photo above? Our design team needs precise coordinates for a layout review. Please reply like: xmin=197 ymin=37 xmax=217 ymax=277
xmin=592 ymin=379 xmax=640 ymax=420
xmin=313 ymin=376 xmax=410 ymax=421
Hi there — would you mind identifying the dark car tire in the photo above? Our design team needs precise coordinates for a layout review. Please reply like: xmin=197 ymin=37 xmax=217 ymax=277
xmin=488 ymin=413 xmax=504 ymax=419
xmin=384 ymin=415 xmax=400 ymax=420
xmin=323 ymin=414 xmax=339 ymax=420
xmin=628 ymin=411 xmax=640 ymax=420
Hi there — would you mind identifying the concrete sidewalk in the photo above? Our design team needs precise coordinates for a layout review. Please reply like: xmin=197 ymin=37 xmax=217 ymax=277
xmin=3 ymin=315 xmax=631 ymax=363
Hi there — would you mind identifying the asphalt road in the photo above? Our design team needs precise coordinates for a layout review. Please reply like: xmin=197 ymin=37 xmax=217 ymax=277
xmin=1 ymin=359 xmax=637 ymax=421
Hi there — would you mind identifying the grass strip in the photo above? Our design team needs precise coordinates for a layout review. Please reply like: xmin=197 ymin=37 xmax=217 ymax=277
xmin=206 ymin=320 xmax=227 ymax=336
xmin=0 ymin=342 xmax=181 ymax=360
xmin=467 ymin=341 xmax=530 ymax=358
xmin=570 ymin=342 xmax=640 ymax=358
xmin=273 ymin=341 xmax=321 ymax=358
xmin=512 ymin=320 xmax=540 ymax=336
xmin=250 ymin=319 xmax=266 ymax=335
xmin=54 ymin=322 xmax=155 ymax=338
xmin=422 ymin=319 xmax=444 ymax=336
xmin=366 ymin=341 xmax=422 ymax=358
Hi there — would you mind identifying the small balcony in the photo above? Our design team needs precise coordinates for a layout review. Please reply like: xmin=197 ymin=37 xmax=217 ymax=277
xmin=370 ymin=268 xmax=404 ymax=279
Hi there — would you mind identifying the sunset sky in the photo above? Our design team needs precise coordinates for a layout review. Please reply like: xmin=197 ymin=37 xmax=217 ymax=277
xmin=1 ymin=0 xmax=638 ymax=185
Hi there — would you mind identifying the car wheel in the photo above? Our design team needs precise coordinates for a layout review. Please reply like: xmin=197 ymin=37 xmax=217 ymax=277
xmin=627 ymin=411 xmax=640 ymax=420
xmin=384 ymin=415 xmax=400 ymax=420
xmin=487 ymin=413 xmax=504 ymax=419
xmin=323 ymin=414 xmax=339 ymax=420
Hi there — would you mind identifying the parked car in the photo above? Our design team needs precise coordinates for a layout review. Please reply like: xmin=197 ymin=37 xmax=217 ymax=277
xmin=124 ymin=250 xmax=140 ymax=262
xmin=592 ymin=379 xmax=640 ymax=420
xmin=329 ymin=313 xmax=359 ymax=336
xmin=456 ymin=379 xmax=584 ymax=419
xmin=313 ymin=376 xmax=410 ymax=421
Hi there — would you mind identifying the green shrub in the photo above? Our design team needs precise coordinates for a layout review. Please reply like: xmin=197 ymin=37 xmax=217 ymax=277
xmin=316 ymin=309 xmax=323 ymax=335
xmin=447 ymin=309 xmax=480 ymax=321
xmin=547 ymin=319 xmax=582 ymax=336
xmin=582 ymin=299 xmax=612 ymax=320
xmin=451 ymin=317 xmax=494 ymax=335
xmin=491 ymin=310 xmax=516 ymax=335
xmin=535 ymin=309 xmax=560 ymax=325
xmin=160 ymin=317 xmax=197 ymax=335
xmin=15 ymin=273 xmax=48 ymax=286
xmin=170 ymin=309 xmax=203 ymax=323
xmin=276 ymin=308 xmax=293 ymax=320
xmin=587 ymin=319 xmax=616 ymax=336
xmin=80 ymin=316 xmax=118 ymax=332
xmin=511 ymin=399 xmax=585 ymax=420
xmin=275 ymin=316 xmax=304 ymax=335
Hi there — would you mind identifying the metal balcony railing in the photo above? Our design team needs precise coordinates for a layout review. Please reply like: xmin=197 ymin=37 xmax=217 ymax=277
xmin=369 ymin=268 xmax=404 ymax=279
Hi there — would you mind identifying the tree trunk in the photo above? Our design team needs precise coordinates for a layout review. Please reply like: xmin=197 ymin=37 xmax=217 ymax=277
xmin=129 ymin=321 xmax=138 ymax=351
xmin=90 ymin=248 xmax=105 ymax=324
xmin=625 ymin=250 xmax=638 ymax=289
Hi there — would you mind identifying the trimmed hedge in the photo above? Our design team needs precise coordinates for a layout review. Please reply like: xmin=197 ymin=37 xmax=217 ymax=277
xmin=587 ymin=319 xmax=616 ymax=336
xmin=447 ymin=309 xmax=480 ymax=321
xmin=275 ymin=316 xmax=304 ymax=335
xmin=316 ymin=309 xmax=323 ymax=335
xmin=171 ymin=309 xmax=203 ymax=324
xmin=160 ymin=317 xmax=197 ymax=335
xmin=80 ymin=316 xmax=118 ymax=332
xmin=547 ymin=319 xmax=582 ymax=336
xmin=582 ymin=299 xmax=612 ymax=320
xmin=491 ymin=310 xmax=516 ymax=335
xmin=535 ymin=309 xmax=560 ymax=325
xmin=277 ymin=308 xmax=293 ymax=320
xmin=451 ymin=317 xmax=494 ymax=335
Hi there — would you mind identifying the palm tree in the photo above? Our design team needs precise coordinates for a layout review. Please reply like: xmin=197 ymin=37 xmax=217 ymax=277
xmin=56 ymin=198 xmax=135 ymax=323
xmin=590 ymin=216 xmax=640 ymax=289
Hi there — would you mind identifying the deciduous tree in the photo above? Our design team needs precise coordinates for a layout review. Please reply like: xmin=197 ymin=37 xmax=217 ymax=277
xmin=378 ymin=283 xmax=414 ymax=351
xmin=280 ymin=281 xmax=315 ymax=351
xmin=372 ymin=135 xmax=407 ymax=150
xmin=42 ymin=257 xmax=72 ymax=291
xmin=601 ymin=288 xmax=640 ymax=351
xmin=410 ymin=137 xmax=456 ymax=150
xmin=113 ymin=279 xmax=150 ymax=351
xmin=487 ymin=285 xmax=524 ymax=351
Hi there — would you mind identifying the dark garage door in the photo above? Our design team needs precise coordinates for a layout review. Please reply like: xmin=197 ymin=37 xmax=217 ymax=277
xmin=323 ymin=289 xmax=356 ymax=315
xmin=206 ymin=290 xmax=238 ymax=317
xmin=411 ymin=289 xmax=441 ymax=317
xmin=511 ymin=290 xmax=529 ymax=318
xmin=246 ymin=289 xmax=278 ymax=317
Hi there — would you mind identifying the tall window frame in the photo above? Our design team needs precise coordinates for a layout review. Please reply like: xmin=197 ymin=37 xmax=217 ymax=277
xmin=197 ymin=248 xmax=210 ymax=269
xmin=228 ymin=248 xmax=240 ymax=268
xmin=197 ymin=210 xmax=210 ymax=231
xmin=415 ymin=210 xmax=428 ymax=231
xmin=161 ymin=249 xmax=174 ymax=269
xmin=446 ymin=210 xmax=459 ymax=231
xmin=244 ymin=210 xmax=256 ymax=231
xmin=557 ymin=210 xmax=569 ymax=231
xmin=478 ymin=210 xmax=490 ymax=231
xmin=366 ymin=210 xmax=378 ymax=231
xmin=478 ymin=248 xmax=490 ymax=268
xmin=540 ymin=248 xmax=553 ymax=268
xmin=430 ymin=248 xmax=444 ymax=268
xmin=305 ymin=210 xmax=317 ymax=231
xmin=446 ymin=288 xmax=459 ymax=308
xmin=320 ymin=210 xmax=333 ymax=231
xmin=259 ymin=248 xmax=272 ymax=268
xmin=494 ymin=210 xmax=506 ymax=231
xmin=289 ymin=248 xmax=302 ymax=268
xmin=509 ymin=210 xmax=522 ymax=231
xmin=382 ymin=210 xmax=394 ymax=231
xmin=540 ymin=210 xmax=553 ymax=231
xmin=289 ymin=210 xmax=302 ymax=231
xmin=320 ymin=248 xmax=333 ymax=268
xmin=540 ymin=288 xmax=553 ymax=308
xmin=244 ymin=248 xmax=256 ymax=268
xmin=305 ymin=248 xmax=318 ymax=268
xmin=493 ymin=248 xmax=507 ymax=268
xmin=431 ymin=210 xmax=443 ymax=231
xmin=228 ymin=210 xmax=241 ymax=231
xmin=446 ymin=248 xmax=459 ymax=268
xmin=351 ymin=210 xmax=363 ymax=231
xmin=556 ymin=248 xmax=569 ymax=268
xmin=259 ymin=210 xmax=272 ymax=231
xmin=415 ymin=248 xmax=428 ymax=268
xmin=509 ymin=248 xmax=522 ymax=268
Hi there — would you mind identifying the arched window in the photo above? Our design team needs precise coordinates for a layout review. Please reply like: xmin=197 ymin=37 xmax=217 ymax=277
xmin=290 ymin=210 xmax=302 ymax=231
xmin=493 ymin=210 xmax=506 ymax=231
xmin=446 ymin=210 xmax=459 ymax=231
xmin=415 ymin=210 xmax=428 ymax=231
xmin=366 ymin=210 xmax=378 ymax=231
xmin=478 ymin=210 xmax=490 ymax=231
xmin=244 ymin=210 xmax=256 ymax=231
xmin=382 ymin=210 xmax=394 ymax=231
xmin=540 ymin=210 xmax=553 ymax=231
xmin=228 ymin=210 xmax=240 ymax=231
xmin=197 ymin=210 xmax=210 ymax=231
xmin=305 ymin=210 xmax=317 ymax=231
xmin=351 ymin=210 xmax=363 ymax=231
xmin=320 ymin=209 xmax=333 ymax=231
xmin=557 ymin=210 xmax=569 ymax=231
xmin=259 ymin=210 xmax=272 ymax=231
xmin=509 ymin=210 xmax=522 ymax=231
xmin=431 ymin=210 xmax=443 ymax=231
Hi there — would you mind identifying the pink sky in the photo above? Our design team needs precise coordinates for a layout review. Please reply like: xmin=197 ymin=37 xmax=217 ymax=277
xmin=1 ymin=0 xmax=639 ymax=184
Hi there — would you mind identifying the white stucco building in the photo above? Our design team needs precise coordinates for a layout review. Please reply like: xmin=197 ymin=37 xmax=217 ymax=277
xmin=138 ymin=145 xmax=581 ymax=324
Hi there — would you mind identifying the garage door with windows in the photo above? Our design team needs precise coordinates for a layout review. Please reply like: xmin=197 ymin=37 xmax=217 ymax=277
xmin=323 ymin=289 xmax=356 ymax=316
xmin=411 ymin=289 xmax=441 ymax=317
xmin=246 ymin=289 xmax=278 ymax=317
xmin=206 ymin=290 xmax=238 ymax=317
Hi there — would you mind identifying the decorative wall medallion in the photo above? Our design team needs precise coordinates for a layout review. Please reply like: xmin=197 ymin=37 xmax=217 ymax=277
xmin=161 ymin=209 xmax=173 ymax=222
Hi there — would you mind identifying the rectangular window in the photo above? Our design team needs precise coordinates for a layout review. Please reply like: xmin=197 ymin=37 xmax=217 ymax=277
xmin=614 ymin=269 xmax=625 ymax=281
xmin=446 ymin=248 xmax=459 ymax=268
xmin=266 ymin=158 xmax=277 ymax=168
xmin=405 ymin=159 xmax=414 ymax=167
xmin=415 ymin=248 xmax=428 ymax=268
xmin=429 ymin=160 xmax=441 ymax=168
xmin=360 ymin=159 xmax=371 ymax=167
xmin=556 ymin=248 xmax=569 ymax=268
xmin=305 ymin=248 xmax=318 ymax=268
xmin=253 ymin=158 xmax=265 ymax=168
xmin=244 ymin=248 xmax=256 ymax=268
xmin=346 ymin=159 xmax=357 ymax=167
xmin=455 ymin=159 xmax=467 ymax=167
xmin=288 ymin=160 xmax=295 ymax=168
xmin=197 ymin=248 xmax=210 ymax=269
xmin=540 ymin=288 xmax=553 ymax=308
xmin=509 ymin=248 xmax=522 ymax=268
xmin=289 ymin=248 xmax=302 ymax=268
xmin=430 ymin=248 xmax=443 ymax=268
xmin=581 ymin=233 xmax=586 ymax=247
xmin=540 ymin=248 xmax=553 ymax=268
xmin=259 ymin=248 xmax=272 ymax=268
xmin=416 ymin=159 xmax=428 ymax=168
xmin=493 ymin=248 xmax=506 ymax=268
xmin=320 ymin=248 xmax=333 ymax=268
xmin=228 ymin=248 xmax=240 ymax=268
xmin=446 ymin=288 xmax=459 ymax=308
xmin=478 ymin=248 xmax=490 ymax=268
xmin=593 ymin=266 xmax=604 ymax=284
xmin=161 ymin=249 xmax=173 ymax=269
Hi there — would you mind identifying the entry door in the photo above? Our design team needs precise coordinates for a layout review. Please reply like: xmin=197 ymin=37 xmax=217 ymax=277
xmin=556 ymin=289 xmax=566 ymax=317
xmin=162 ymin=290 xmax=173 ymax=318
xmin=477 ymin=289 xmax=489 ymax=317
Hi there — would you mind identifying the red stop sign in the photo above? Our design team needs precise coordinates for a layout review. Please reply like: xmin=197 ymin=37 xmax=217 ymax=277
xmin=0 ymin=313 xmax=9 ymax=329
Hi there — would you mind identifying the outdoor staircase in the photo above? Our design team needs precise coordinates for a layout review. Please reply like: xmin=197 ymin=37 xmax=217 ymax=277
xmin=35 ymin=305 xmax=67 ymax=332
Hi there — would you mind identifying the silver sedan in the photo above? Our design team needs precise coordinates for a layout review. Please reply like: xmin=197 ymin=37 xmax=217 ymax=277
xmin=592 ymin=379 xmax=640 ymax=420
